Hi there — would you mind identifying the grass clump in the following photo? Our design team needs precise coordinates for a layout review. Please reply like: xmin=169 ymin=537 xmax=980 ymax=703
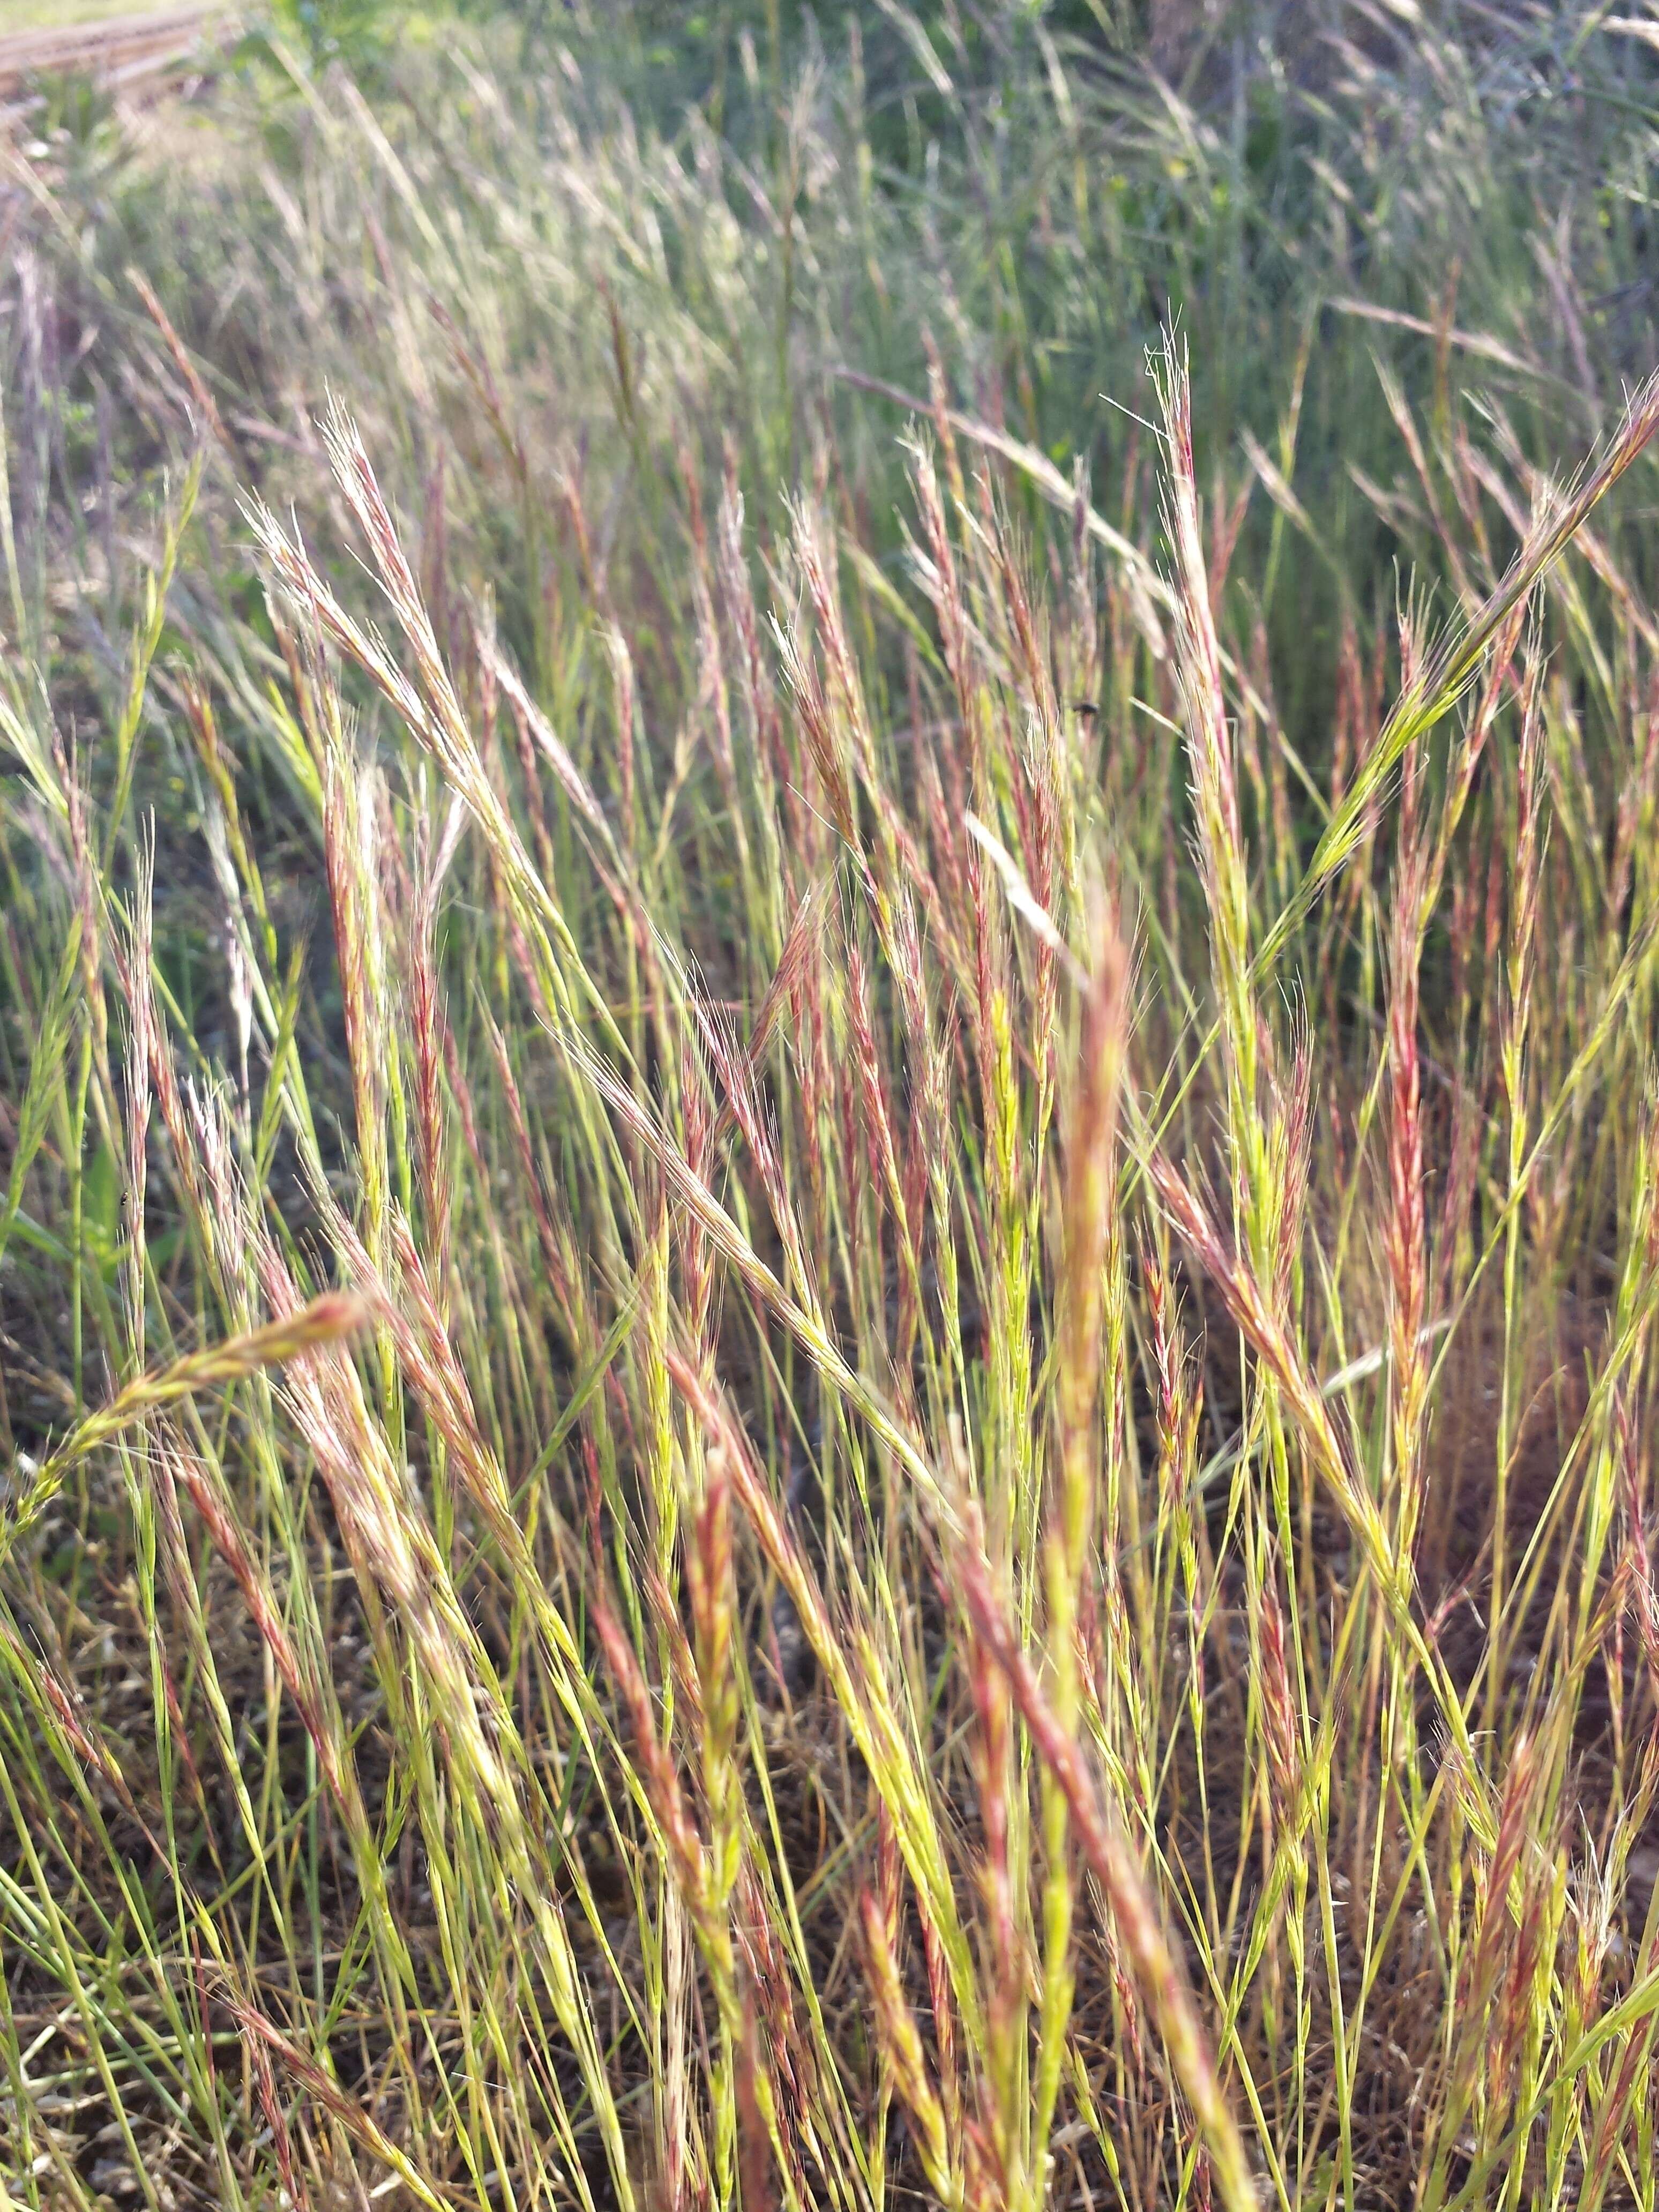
xmin=5 ymin=4 xmax=1659 ymax=2207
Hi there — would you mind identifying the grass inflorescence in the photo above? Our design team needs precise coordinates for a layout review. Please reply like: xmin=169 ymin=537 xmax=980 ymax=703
xmin=5 ymin=4 xmax=1659 ymax=2207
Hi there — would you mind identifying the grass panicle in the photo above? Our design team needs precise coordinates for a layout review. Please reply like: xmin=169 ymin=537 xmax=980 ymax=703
xmin=5 ymin=5 xmax=1659 ymax=2208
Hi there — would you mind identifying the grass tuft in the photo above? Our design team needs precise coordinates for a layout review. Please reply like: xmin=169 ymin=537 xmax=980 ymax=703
xmin=5 ymin=5 xmax=1659 ymax=2208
